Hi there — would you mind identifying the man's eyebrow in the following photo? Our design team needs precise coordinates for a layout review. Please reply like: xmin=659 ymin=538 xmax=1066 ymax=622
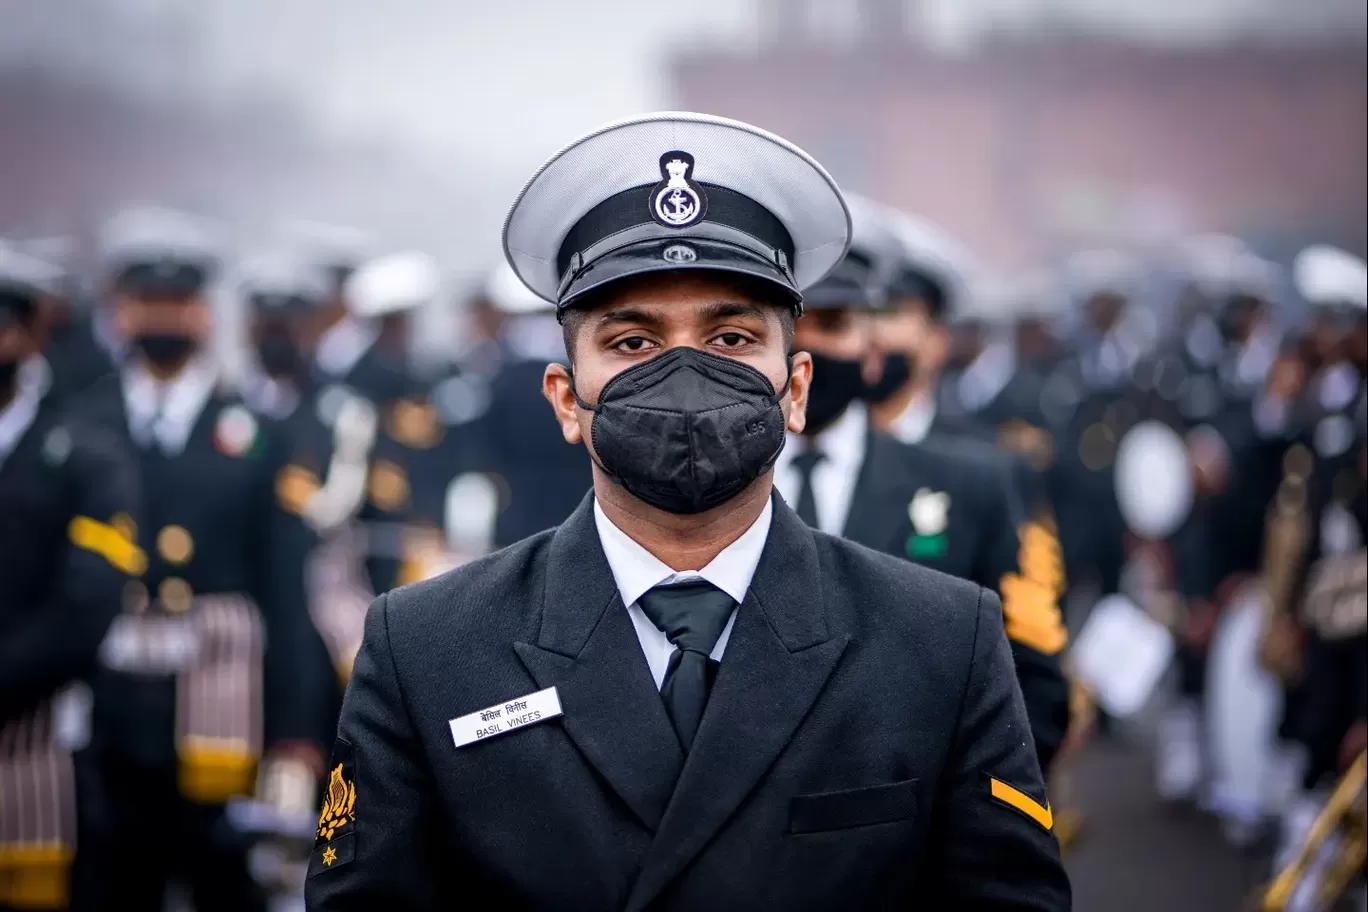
xmin=594 ymin=307 xmax=664 ymax=331
xmin=699 ymin=301 xmax=767 ymax=322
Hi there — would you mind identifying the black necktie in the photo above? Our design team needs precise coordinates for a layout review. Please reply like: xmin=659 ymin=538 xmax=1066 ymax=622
xmin=790 ymin=448 xmax=826 ymax=528
xmin=637 ymin=580 xmax=736 ymax=752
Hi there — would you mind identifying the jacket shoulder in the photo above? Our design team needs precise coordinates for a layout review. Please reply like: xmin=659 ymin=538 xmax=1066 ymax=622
xmin=383 ymin=528 xmax=555 ymax=638
xmin=815 ymin=532 xmax=986 ymax=635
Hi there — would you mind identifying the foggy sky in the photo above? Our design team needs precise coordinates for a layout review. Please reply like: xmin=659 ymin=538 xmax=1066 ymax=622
xmin=3 ymin=0 xmax=1361 ymax=268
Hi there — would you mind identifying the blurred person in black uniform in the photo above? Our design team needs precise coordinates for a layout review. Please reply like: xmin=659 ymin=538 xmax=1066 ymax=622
xmin=863 ymin=217 xmax=1059 ymax=524
xmin=307 ymin=112 xmax=1069 ymax=911
xmin=3 ymin=237 xmax=117 ymax=406
xmin=88 ymin=209 xmax=332 ymax=912
xmin=0 ymin=248 xmax=141 ymax=912
xmin=772 ymin=201 xmax=1070 ymax=771
xmin=311 ymin=252 xmax=446 ymax=593
xmin=239 ymin=257 xmax=373 ymax=717
xmin=463 ymin=261 xmax=592 ymax=549
xmin=1268 ymin=246 xmax=1368 ymax=880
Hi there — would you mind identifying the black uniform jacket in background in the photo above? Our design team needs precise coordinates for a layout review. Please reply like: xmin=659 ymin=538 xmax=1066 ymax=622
xmin=842 ymin=430 xmax=1071 ymax=770
xmin=466 ymin=357 xmax=593 ymax=548
xmin=91 ymin=381 xmax=332 ymax=767
xmin=0 ymin=379 xmax=141 ymax=724
xmin=306 ymin=493 xmax=1070 ymax=912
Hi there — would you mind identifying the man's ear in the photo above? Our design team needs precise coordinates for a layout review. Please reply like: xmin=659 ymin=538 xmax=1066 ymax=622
xmin=924 ymin=323 xmax=951 ymax=379
xmin=542 ymin=362 xmax=584 ymax=444
xmin=786 ymin=350 xmax=812 ymax=435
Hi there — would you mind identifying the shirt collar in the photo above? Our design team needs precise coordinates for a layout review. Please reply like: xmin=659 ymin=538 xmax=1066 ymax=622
xmin=315 ymin=316 xmax=379 ymax=379
xmin=777 ymin=400 xmax=868 ymax=476
xmin=593 ymin=496 xmax=773 ymax=609
xmin=891 ymin=392 xmax=937 ymax=445
xmin=0 ymin=357 xmax=46 ymax=463
xmin=957 ymin=340 xmax=1016 ymax=414
xmin=123 ymin=356 xmax=219 ymax=454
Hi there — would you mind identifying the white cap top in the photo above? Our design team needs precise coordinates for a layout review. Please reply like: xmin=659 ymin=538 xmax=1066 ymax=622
xmin=1062 ymin=248 xmax=1140 ymax=300
xmin=483 ymin=260 xmax=554 ymax=315
xmin=239 ymin=254 xmax=332 ymax=306
xmin=1179 ymin=233 xmax=1278 ymax=299
xmin=0 ymin=242 xmax=64 ymax=298
xmin=882 ymin=208 xmax=974 ymax=315
xmin=1294 ymin=244 xmax=1367 ymax=310
xmin=503 ymin=111 xmax=851 ymax=308
xmin=98 ymin=206 xmax=220 ymax=274
xmin=345 ymin=251 xmax=440 ymax=318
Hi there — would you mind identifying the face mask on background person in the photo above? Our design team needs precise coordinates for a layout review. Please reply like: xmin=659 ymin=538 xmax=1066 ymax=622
xmin=800 ymin=348 xmax=867 ymax=433
xmin=862 ymin=352 xmax=912 ymax=405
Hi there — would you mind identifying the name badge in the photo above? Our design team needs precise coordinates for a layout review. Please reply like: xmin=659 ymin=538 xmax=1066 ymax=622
xmin=449 ymin=686 xmax=563 ymax=749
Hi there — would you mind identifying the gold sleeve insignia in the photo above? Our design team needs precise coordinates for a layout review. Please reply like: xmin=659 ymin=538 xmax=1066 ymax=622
xmin=1000 ymin=521 xmax=1068 ymax=656
xmin=990 ymin=777 xmax=1054 ymax=832
xmin=316 ymin=763 xmax=356 ymax=844
xmin=69 ymin=515 xmax=147 ymax=576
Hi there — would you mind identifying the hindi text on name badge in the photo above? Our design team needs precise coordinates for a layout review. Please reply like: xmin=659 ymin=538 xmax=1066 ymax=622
xmin=449 ymin=686 xmax=563 ymax=748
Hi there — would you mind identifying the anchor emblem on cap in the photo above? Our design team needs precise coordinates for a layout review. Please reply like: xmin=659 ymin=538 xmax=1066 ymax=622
xmin=650 ymin=151 xmax=707 ymax=229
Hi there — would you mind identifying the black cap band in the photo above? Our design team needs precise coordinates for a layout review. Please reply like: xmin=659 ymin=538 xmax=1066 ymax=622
xmin=556 ymin=182 xmax=795 ymax=285
xmin=890 ymin=267 xmax=948 ymax=318
xmin=114 ymin=261 xmax=211 ymax=298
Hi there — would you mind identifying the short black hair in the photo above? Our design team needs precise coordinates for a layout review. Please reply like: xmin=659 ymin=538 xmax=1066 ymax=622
xmin=559 ymin=272 xmax=797 ymax=365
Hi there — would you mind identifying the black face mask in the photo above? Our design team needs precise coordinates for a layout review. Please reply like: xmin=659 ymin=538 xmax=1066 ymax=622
xmin=573 ymin=346 xmax=789 ymax=515
xmin=802 ymin=349 xmax=866 ymax=434
xmin=255 ymin=335 xmax=302 ymax=378
xmin=133 ymin=333 xmax=198 ymax=368
xmin=863 ymin=352 xmax=912 ymax=405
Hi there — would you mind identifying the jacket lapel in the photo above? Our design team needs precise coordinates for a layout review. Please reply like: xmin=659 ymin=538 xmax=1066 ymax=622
xmin=842 ymin=429 xmax=913 ymax=553
xmin=625 ymin=496 xmax=849 ymax=912
xmin=514 ymin=494 xmax=684 ymax=832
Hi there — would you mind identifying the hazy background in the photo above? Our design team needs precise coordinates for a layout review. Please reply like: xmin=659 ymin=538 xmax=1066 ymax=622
xmin=2 ymin=0 xmax=1365 ymax=275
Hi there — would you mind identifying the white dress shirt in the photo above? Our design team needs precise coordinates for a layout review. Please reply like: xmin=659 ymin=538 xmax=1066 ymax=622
xmin=0 ymin=357 xmax=45 ymax=465
xmin=593 ymin=497 xmax=772 ymax=690
xmin=315 ymin=317 xmax=380 ymax=380
xmin=772 ymin=402 xmax=868 ymax=536
xmin=123 ymin=357 xmax=218 ymax=455
xmin=889 ymin=392 xmax=937 ymax=447
xmin=956 ymin=340 xmax=1016 ymax=415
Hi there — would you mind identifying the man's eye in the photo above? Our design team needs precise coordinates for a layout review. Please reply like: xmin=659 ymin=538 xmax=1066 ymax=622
xmin=714 ymin=332 xmax=748 ymax=347
xmin=614 ymin=336 xmax=653 ymax=352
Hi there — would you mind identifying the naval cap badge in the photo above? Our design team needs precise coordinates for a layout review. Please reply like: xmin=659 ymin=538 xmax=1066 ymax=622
xmin=662 ymin=244 xmax=698 ymax=264
xmin=650 ymin=151 xmax=707 ymax=229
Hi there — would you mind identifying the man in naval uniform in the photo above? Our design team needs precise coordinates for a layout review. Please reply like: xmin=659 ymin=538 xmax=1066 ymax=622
xmin=0 ymin=247 xmax=141 ymax=912
xmin=771 ymin=203 xmax=1070 ymax=772
xmin=88 ymin=209 xmax=331 ymax=912
xmin=307 ymin=112 xmax=1069 ymax=911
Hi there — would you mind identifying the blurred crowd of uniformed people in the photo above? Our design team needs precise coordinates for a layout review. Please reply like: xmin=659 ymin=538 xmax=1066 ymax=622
xmin=0 ymin=196 xmax=1363 ymax=910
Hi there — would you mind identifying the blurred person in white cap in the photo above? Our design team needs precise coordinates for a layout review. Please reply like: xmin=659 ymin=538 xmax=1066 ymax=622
xmin=0 ymin=244 xmax=141 ymax=912
xmin=1265 ymin=245 xmax=1367 ymax=885
xmin=321 ymin=251 xmax=447 ymax=596
xmin=307 ymin=112 xmax=1069 ymax=911
xmin=6 ymin=234 xmax=118 ymax=406
xmin=772 ymin=197 xmax=1070 ymax=775
xmin=438 ymin=260 xmax=593 ymax=551
xmin=89 ymin=206 xmax=332 ymax=912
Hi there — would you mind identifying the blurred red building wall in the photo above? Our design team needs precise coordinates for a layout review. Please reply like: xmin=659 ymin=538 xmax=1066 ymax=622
xmin=670 ymin=36 xmax=1368 ymax=266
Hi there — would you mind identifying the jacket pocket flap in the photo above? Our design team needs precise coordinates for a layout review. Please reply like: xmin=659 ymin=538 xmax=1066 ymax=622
xmin=789 ymin=778 xmax=919 ymax=834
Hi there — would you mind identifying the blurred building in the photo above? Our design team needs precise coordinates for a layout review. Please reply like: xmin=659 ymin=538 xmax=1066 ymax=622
xmin=673 ymin=0 xmax=1368 ymax=267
